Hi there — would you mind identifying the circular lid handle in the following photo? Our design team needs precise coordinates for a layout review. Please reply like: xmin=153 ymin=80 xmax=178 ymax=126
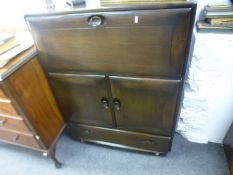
xmin=88 ymin=15 xmax=103 ymax=27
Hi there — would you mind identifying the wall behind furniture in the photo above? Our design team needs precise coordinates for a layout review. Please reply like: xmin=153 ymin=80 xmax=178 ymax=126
xmin=0 ymin=0 xmax=232 ymax=144
xmin=0 ymin=1 xmax=44 ymax=29
xmin=0 ymin=0 xmax=100 ymax=30
xmin=177 ymin=0 xmax=233 ymax=144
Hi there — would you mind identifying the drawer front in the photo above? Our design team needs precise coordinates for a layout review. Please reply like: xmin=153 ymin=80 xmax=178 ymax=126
xmin=0 ymin=102 xmax=18 ymax=116
xmin=0 ymin=129 xmax=40 ymax=149
xmin=68 ymin=124 xmax=171 ymax=153
xmin=0 ymin=86 xmax=9 ymax=101
xmin=27 ymin=8 xmax=191 ymax=77
xmin=0 ymin=116 xmax=30 ymax=134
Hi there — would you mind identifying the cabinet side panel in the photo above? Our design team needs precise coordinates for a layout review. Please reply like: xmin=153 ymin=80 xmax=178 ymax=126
xmin=5 ymin=57 xmax=64 ymax=148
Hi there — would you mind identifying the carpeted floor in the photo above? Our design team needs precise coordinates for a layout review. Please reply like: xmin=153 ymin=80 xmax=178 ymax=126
xmin=0 ymin=133 xmax=229 ymax=175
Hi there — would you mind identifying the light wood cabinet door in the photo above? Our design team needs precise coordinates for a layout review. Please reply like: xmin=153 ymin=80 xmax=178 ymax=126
xmin=110 ymin=76 xmax=180 ymax=136
xmin=49 ymin=73 xmax=113 ymax=127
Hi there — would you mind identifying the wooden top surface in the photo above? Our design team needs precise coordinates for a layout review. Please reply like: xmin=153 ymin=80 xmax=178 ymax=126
xmin=24 ymin=0 xmax=196 ymax=17
xmin=0 ymin=46 xmax=37 ymax=81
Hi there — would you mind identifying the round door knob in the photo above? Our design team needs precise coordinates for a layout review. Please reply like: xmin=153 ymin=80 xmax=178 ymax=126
xmin=88 ymin=15 xmax=103 ymax=27
xmin=113 ymin=98 xmax=121 ymax=111
xmin=101 ymin=97 xmax=109 ymax=109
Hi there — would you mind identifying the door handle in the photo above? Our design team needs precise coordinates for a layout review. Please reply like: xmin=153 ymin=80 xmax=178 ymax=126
xmin=101 ymin=97 xmax=109 ymax=109
xmin=113 ymin=98 xmax=121 ymax=111
xmin=12 ymin=135 xmax=19 ymax=142
xmin=142 ymin=139 xmax=154 ymax=145
xmin=82 ymin=129 xmax=91 ymax=135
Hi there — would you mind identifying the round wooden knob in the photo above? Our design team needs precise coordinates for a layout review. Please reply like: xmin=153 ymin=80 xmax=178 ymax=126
xmin=101 ymin=97 xmax=109 ymax=109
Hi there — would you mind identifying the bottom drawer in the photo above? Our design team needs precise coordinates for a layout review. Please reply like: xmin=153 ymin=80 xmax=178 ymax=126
xmin=0 ymin=129 xmax=40 ymax=149
xmin=68 ymin=124 xmax=171 ymax=153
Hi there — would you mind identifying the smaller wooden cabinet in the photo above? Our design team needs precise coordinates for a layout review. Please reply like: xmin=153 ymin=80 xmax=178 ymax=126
xmin=0 ymin=47 xmax=65 ymax=168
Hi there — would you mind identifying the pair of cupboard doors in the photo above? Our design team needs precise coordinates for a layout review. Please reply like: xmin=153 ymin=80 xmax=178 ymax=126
xmin=49 ymin=73 xmax=180 ymax=137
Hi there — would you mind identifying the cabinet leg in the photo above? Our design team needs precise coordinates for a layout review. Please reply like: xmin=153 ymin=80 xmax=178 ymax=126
xmin=49 ymin=145 xmax=62 ymax=168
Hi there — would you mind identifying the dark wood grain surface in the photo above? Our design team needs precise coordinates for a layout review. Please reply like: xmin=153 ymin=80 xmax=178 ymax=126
xmin=4 ymin=58 xmax=64 ymax=148
xmin=68 ymin=123 xmax=171 ymax=153
xmin=49 ymin=73 xmax=113 ymax=126
xmin=27 ymin=8 xmax=190 ymax=78
xmin=110 ymin=76 xmax=180 ymax=136
xmin=25 ymin=2 xmax=196 ymax=154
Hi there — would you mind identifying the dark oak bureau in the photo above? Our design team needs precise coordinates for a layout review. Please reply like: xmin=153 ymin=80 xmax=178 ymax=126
xmin=25 ymin=1 xmax=196 ymax=154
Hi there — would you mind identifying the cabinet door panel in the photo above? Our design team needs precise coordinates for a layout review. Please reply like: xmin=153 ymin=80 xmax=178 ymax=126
xmin=110 ymin=76 xmax=180 ymax=136
xmin=26 ymin=8 xmax=191 ymax=77
xmin=49 ymin=73 xmax=113 ymax=127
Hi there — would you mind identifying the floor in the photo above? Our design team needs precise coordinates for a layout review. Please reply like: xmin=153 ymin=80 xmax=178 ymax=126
xmin=0 ymin=133 xmax=229 ymax=175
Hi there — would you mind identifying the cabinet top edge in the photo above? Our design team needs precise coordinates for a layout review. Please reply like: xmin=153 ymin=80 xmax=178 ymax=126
xmin=0 ymin=47 xmax=37 ymax=81
xmin=24 ymin=1 xmax=197 ymax=18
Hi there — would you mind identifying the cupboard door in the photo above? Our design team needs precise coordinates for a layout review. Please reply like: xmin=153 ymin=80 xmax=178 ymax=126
xmin=110 ymin=76 xmax=180 ymax=136
xmin=49 ymin=73 xmax=113 ymax=127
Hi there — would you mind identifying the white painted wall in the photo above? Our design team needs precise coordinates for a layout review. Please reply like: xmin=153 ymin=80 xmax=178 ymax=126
xmin=177 ymin=0 xmax=233 ymax=143
xmin=0 ymin=0 xmax=232 ymax=144
xmin=0 ymin=0 xmax=44 ymax=29
xmin=177 ymin=33 xmax=233 ymax=143
xmin=0 ymin=0 xmax=99 ymax=29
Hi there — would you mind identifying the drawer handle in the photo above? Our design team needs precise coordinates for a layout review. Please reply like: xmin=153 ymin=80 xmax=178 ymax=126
xmin=83 ymin=129 xmax=91 ymax=135
xmin=0 ymin=119 xmax=7 ymax=126
xmin=143 ymin=139 xmax=154 ymax=145
xmin=101 ymin=97 xmax=109 ymax=109
xmin=113 ymin=98 xmax=121 ymax=111
xmin=88 ymin=15 xmax=103 ymax=27
xmin=12 ymin=135 xmax=19 ymax=142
